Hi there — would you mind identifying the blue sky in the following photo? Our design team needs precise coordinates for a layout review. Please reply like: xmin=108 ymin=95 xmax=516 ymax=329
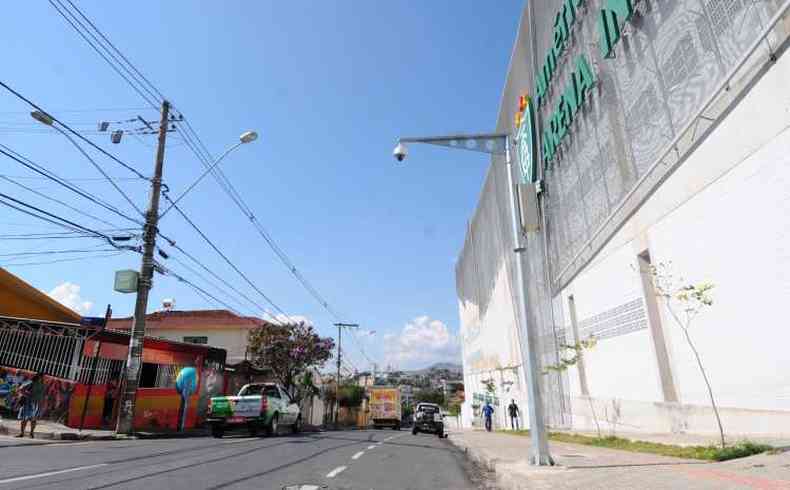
xmin=0 ymin=1 xmax=522 ymax=371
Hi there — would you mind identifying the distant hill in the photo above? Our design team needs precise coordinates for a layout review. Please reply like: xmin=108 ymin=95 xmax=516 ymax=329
xmin=407 ymin=362 xmax=462 ymax=375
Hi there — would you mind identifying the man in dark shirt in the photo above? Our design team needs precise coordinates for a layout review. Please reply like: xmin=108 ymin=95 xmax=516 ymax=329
xmin=508 ymin=399 xmax=520 ymax=430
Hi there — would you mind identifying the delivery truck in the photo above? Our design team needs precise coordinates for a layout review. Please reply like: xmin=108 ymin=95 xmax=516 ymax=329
xmin=368 ymin=386 xmax=401 ymax=430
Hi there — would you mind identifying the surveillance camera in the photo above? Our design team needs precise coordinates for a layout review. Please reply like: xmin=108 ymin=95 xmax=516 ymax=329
xmin=393 ymin=142 xmax=407 ymax=162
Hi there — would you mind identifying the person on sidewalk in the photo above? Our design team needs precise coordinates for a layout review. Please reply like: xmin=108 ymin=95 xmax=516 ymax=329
xmin=16 ymin=373 xmax=45 ymax=438
xmin=482 ymin=401 xmax=494 ymax=432
xmin=508 ymin=399 xmax=520 ymax=430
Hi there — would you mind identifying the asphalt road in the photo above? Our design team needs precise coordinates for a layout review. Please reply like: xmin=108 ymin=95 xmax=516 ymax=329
xmin=0 ymin=429 xmax=479 ymax=490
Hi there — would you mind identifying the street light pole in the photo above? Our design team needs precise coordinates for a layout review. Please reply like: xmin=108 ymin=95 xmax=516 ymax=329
xmin=392 ymin=133 xmax=554 ymax=465
xmin=116 ymin=100 xmax=171 ymax=435
xmin=159 ymin=130 xmax=258 ymax=217
xmin=333 ymin=322 xmax=358 ymax=425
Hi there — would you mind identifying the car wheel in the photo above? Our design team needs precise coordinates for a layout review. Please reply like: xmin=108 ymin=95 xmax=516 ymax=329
xmin=266 ymin=413 xmax=279 ymax=437
xmin=211 ymin=424 xmax=224 ymax=439
xmin=292 ymin=416 xmax=302 ymax=434
xmin=392 ymin=423 xmax=400 ymax=431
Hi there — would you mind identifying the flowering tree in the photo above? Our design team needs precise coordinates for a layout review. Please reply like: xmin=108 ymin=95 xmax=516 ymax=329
xmin=649 ymin=262 xmax=724 ymax=448
xmin=247 ymin=322 xmax=335 ymax=404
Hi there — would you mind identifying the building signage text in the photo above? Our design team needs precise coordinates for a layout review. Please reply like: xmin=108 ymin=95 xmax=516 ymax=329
xmin=533 ymin=0 xmax=636 ymax=165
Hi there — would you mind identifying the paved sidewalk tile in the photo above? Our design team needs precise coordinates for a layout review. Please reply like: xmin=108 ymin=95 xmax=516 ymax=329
xmin=448 ymin=429 xmax=790 ymax=489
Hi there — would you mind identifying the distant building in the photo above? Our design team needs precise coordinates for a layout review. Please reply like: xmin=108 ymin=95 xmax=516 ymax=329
xmin=108 ymin=307 xmax=263 ymax=364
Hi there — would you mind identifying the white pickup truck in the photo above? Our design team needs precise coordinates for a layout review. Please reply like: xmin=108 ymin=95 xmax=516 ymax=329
xmin=206 ymin=383 xmax=301 ymax=438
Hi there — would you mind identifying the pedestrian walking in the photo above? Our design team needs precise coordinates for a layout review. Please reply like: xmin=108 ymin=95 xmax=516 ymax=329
xmin=16 ymin=373 xmax=45 ymax=438
xmin=482 ymin=401 xmax=494 ymax=432
xmin=508 ymin=399 xmax=520 ymax=430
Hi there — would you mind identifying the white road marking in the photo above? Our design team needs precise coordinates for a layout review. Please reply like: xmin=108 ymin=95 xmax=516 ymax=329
xmin=0 ymin=464 xmax=108 ymax=485
xmin=367 ymin=445 xmax=376 ymax=450
xmin=352 ymin=451 xmax=364 ymax=460
xmin=326 ymin=466 xmax=347 ymax=478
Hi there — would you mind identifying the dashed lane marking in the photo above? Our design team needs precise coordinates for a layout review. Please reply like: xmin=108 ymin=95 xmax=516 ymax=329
xmin=367 ymin=445 xmax=376 ymax=450
xmin=0 ymin=464 xmax=108 ymax=485
xmin=326 ymin=466 xmax=347 ymax=478
xmin=352 ymin=451 xmax=364 ymax=460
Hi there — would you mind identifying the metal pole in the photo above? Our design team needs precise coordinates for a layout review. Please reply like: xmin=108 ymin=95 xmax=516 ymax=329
xmin=78 ymin=305 xmax=112 ymax=433
xmin=504 ymin=137 xmax=553 ymax=465
xmin=336 ymin=323 xmax=341 ymax=426
xmin=116 ymin=100 xmax=171 ymax=435
xmin=333 ymin=323 xmax=358 ymax=426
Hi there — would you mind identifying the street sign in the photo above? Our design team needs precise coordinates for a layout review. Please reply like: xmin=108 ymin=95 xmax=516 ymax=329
xmin=114 ymin=269 xmax=139 ymax=293
xmin=80 ymin=317 xmax=106 ymax=327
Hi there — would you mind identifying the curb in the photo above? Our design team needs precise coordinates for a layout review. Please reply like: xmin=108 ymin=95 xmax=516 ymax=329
xmin=447 ymin=433 xmax=563 ymax=490
xmin=0 ymin=423 xmax=210 ymax=442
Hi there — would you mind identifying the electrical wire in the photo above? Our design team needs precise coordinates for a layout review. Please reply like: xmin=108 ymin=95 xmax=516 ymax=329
xmin=49 ymin=0 xmax=160 ymax=109
xmin=0 ymin=79 xmax=151 ymax=181
xmin=49 ymin=123 xmax=144 ymax=217
xmin=0 ymin=144 xmax=143 ymax=226
xmin=163 ymin=199 xmax=293 ymax=325
xmin=48 ymin=2 xmax=305 ymax=332
xmin=1 ymin=174 xmax=121 ymax=229
xmin=2 ymin=252 xmax=123 ymax=268
xmin=62 ymin=0 xmax=167 ymax=102
xmin=0 ymin=191 xmax=139 ymax=253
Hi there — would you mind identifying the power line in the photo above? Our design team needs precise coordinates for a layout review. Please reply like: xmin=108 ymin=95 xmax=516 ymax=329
xmin=48 ymin=2 xmax=303 ymax=331
xmin=2 ymin=252 xmax=122 ymax=268
xmin=164 ymin=199 xmax=294 ymax=326
xmin=0 ymin=79 xmax=152 ymax=181
xmin=0 ymin=191 xmax=138 ymax=252
xmin=48 ymin=122 xmax=145 ymax=217
xmin=49 ymin=0 xmax=161 ymax=109
xmin=154 ymin=261 xmax=243 ymax=317
xmin=0 ymin=247 xmax=119 ymax=258
xmin=1 ymin=174 xmax=121 ymax=229
xmin=0 ymin=144 xmax=143 ymax=226
xmin=61 ymin=0 xmax=167 ymax=102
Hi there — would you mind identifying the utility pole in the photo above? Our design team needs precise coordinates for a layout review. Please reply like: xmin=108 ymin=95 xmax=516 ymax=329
xmin=333 ymin=322 xmax=358 ymax=425
xmin=116 ymin=100 xmax=171 ymax=435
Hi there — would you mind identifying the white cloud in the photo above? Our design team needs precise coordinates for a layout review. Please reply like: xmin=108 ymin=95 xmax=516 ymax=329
xmin=272 ymin=314 xmax=314 ymax=326
xmin=47 ymin=282 xmax=93 ymax=315
xmin=384 ymin=316 xmax=460 ymax=369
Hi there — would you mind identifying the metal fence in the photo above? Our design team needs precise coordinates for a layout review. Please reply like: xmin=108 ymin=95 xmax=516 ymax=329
xmin=0 ymin=318 xmax=121 ymax=386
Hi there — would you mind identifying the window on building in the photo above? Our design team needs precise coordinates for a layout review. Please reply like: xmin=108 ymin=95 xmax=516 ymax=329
xmin=139 ymin=362 xmax=159 ymax=388
xmin=183 ymin=336 xmax=208 ymax=345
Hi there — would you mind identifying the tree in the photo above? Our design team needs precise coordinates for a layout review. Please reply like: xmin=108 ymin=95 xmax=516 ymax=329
xmin=414 ymin=388 xmax=445 ymax=407
xmin=650 ymin=262 xmax=724 ymax=448
xmin=543 ymin=336 xmax=601 ymax=436
xmin=247 ymin=322 xmax=334 ymax=404
xmin=336 ymin=384 xmax=365 ymax=408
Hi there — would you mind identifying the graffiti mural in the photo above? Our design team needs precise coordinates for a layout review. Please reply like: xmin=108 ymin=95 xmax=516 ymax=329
xmin=0 ymin=367 xmax=75 ymax=423
xmin=196 ymin=360 xmax=223 ymax=422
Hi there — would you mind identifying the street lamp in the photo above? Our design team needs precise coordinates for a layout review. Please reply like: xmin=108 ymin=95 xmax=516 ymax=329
xmin=159 ymin=130 xmax=258 ymax=217
xmin=392 ymin=132 xmax=554 ymax=466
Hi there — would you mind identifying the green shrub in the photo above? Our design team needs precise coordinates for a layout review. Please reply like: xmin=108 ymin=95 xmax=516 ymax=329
xmin=499 ymin=430 xmax=771 ymax=461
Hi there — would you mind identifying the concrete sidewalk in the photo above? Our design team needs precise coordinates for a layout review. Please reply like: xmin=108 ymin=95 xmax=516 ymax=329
xmin=0 ymin=417 xmax=209 ymax=443
xmin=448 ymin=429 xmax=790 ymax=489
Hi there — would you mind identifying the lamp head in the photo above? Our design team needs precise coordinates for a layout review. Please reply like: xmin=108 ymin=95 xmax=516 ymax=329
xmin=239 ymin=131 xmax=258 ymax=144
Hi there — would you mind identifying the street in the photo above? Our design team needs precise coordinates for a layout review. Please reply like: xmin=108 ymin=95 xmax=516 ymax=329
xmin=0 ymin=430 xmax=478 ymax=490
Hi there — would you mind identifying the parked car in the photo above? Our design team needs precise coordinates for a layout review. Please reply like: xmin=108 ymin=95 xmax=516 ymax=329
xmin=206 ymin=383 xmax=301 ymax=438
xmin=411 ymin=402 xmax=444 ymax=438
